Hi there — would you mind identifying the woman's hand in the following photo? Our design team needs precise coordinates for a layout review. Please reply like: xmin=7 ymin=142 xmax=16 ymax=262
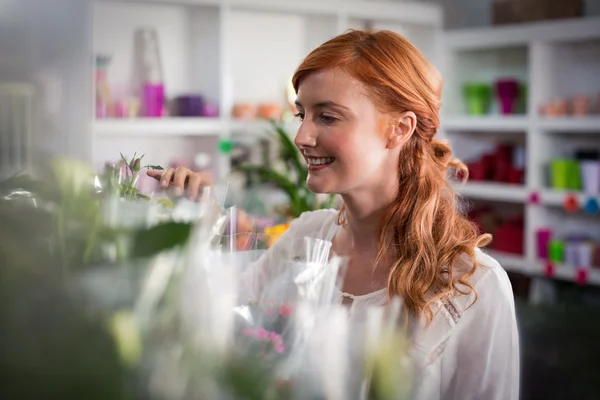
xmin=146 ymin=167 xmax=212 ymax=201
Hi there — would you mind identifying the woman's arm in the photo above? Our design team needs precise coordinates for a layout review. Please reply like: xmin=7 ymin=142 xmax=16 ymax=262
xmin=440 ymin=266 xmax=520 ymax=400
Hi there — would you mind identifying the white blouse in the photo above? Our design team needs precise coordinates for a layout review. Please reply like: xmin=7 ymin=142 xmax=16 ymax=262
xmin=248 ymin=209 xmax=520 ymax=400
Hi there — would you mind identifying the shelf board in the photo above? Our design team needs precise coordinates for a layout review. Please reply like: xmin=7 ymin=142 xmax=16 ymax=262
xmin=445 ymin=16 xmax=600 ymax=50
xmin=537 ymin=116 xmax=600 ymax=133
xmin=94 ymin=118 xmax=223 ymax=137
xmin=537 ymin=262 xmax=600 ymax=286
xmin=231 ymin=0 xmax=441 ymax=25
xmin=102 ymin=0 xmax=442 ymax=25
xmin=539 ymin=189 xmax=599 ymax=208
xmin=230 ymin=119 xmax=300 ymax=136
xmin=100 ymin=0 xmax=222 ymax=7
xmin=484 ymin=252 xmax=600 ymax=287
xmin=455 ymin=182 xmax=528 ymax=203
xmin=485 ymin=250 xmax=529 ymax=274
xmin=442 ymin=115 xmax=529 ymax=132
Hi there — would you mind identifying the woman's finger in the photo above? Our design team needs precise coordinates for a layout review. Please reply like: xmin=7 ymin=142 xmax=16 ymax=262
xmin=146 ymin=169 xmax=163 ymax=181
xmin=187 ymin=173 xmax=204 ymax=201
xmin=160 ymin=168 xmax=175 ymax=189
xmin=171 ymin=167 xmax=190 ymax=196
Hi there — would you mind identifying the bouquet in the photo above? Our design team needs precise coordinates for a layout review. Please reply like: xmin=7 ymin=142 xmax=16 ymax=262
xmin=144 ymin=212 xmax=414 ymax=400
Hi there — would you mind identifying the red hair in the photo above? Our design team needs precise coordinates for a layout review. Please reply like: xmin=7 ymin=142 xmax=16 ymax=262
xmin=292 ymin=30 xmax=491 ymax=320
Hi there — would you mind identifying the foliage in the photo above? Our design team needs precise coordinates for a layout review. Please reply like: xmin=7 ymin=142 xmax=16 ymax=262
xmin=98 ymin=152 xmax=163 ymax=202
xmin=0 ymin=156 xmax=197 ymax=399
xmin=235 ymin=120 xmax=337 ymax=218
xmin=0 ymin=157 xmax=182 ymax=272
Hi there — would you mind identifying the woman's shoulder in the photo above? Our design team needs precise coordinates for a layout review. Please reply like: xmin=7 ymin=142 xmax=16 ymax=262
xmin=448 ymin=248 xmax=515 ymax=315
xmin=285 ymin=209 xmax=338 ymax=241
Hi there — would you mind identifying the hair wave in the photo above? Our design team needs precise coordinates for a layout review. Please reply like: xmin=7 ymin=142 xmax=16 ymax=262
xmin=292 ymin=30 xmax=491 ymax=320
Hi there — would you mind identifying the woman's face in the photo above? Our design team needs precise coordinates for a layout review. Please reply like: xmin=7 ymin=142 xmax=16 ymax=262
xmin=294 ymin=68 xmax=400 ymax=196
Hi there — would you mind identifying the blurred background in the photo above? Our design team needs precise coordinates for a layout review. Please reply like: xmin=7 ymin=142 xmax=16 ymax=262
xmin=1 ymin=0 xmax=599 ymax=398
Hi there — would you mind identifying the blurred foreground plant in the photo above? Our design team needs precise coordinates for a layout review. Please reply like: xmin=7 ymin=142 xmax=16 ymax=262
xmin=0 ymin=155 xmax=413 ymax=400
xmin=0 ymin=156 xmax=208 ymax=399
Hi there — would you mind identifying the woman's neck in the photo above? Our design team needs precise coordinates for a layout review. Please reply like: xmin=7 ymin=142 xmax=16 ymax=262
xmin=340 ymin=183 xmax=398 ymax=252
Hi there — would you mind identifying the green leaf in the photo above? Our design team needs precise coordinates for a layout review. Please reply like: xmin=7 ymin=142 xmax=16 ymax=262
xmin=269 ymin=121 xmax=306 ymax=186
xmin=131 ymin=221 xmax=193 ymax=259
xmin=128 ymin=152 xmax=136 ymax=170
xmin=236 ymin=164 xmax=310 ymax=218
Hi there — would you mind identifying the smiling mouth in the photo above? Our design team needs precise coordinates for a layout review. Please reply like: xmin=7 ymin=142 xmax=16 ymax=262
xmin=306 ymin=157 xmax=335 ymax=166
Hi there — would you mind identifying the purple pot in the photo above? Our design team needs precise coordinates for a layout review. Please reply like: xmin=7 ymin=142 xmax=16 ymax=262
xmin=175 ymin=95 xmax=204 ymax=117
xmin=496 ymin=79 xmax=520 ymax=115
xmin=536 ymin=228 xmax=552 ymax=259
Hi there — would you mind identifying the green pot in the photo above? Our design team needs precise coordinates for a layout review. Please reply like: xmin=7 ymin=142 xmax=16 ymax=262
xmin=463 ymin=83 xmax=492 ymax=115
xmin=548 ymin=239 xmax=565 ymax=263
xmin=550 ymin=159 xmax=581 ymax=190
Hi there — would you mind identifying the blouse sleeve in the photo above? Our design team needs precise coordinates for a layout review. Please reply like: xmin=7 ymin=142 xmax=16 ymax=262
xmin=440 ymin=266 xmax=520 ymax=400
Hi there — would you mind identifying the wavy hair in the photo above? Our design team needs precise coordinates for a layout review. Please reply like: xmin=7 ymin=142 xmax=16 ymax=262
xmin=292 ymin=30 xmax=491 ymax=321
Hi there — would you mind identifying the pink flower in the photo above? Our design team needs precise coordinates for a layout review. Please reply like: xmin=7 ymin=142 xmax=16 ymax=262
xmin=257 ymin=328 xmax=268 ymax=340
xmin=279 ymin=305 xmax=293 ymax=317
xmin=239 ymin=327 xmax=285 ymax=354
xmin=274 ymin=342 xmax=285 ymax=354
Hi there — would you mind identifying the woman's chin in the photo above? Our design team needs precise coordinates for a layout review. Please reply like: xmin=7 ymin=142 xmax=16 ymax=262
xmin=306 ymin=181 xmax=331 ymax=194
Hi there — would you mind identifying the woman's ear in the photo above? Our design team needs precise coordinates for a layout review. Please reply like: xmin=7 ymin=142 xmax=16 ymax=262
xmin=386 ymin=111 xmax=417 ymax=150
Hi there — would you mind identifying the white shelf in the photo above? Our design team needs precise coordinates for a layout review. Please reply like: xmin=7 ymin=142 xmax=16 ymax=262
xmin=445 ymin=16 xmax=600 ymax=50
xmin=100 ymin=0 xmax=222 ymax=7
xmin=455 ymin=182 xmax=528 ymax=203
xmin=485 ymin=250 xmax=529 ymax=274
xmin=106 ymin=0 xmax=442 ymax=25
xmin=94 ymin=118 xmax=223 ymax=137
xmin=443 ymin=115 xmax=529 ymax=132
xmin=539 ymin=189 xmax=599 ymax=208
xmin=230 ymin=119 xmax=300 ymax=136
xmin=484 ymin=251 xmax=600 ymax=287
xmin=537 ymin=116 xmax=600 ymax=133
xmin=536 ymin=262 xmax=600 ymax=286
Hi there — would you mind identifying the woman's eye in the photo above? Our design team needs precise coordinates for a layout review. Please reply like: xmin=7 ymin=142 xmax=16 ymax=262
xmin=320 ymin=114 xmax=338 ymax=124
xmin=294 ymin=112 xmax=304 ymax=121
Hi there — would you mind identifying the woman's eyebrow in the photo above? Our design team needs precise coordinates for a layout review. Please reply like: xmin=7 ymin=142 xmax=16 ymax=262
xmin=294 ymin=100 xmax=349 ymax=111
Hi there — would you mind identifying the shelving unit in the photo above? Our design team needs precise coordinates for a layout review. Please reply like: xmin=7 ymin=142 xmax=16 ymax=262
xmin=537 ymin=116 xmax=600 ymax=133
xmin=91 ymin=0 xmax=442 ymax=174
xmin=94 ymin=118 xmax=223 ymax=136
xmin=443 ymin=115 xmax=529 ymax=132
xmin=538 ymin=189 xmax=599 ymax=208
xmin=485 ymin=250 xmax=529 ymax=274
xmin=456 ymin=182 xmax=528 ymax=203
xmin=441 ymin=17 xmax=600 ymax=287
xmin=537 ymin=261 xmax=600 ymax=286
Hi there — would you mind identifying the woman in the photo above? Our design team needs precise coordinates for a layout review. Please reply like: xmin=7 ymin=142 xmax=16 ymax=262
xmin=149 ymin=30 xmax=519 ymax=400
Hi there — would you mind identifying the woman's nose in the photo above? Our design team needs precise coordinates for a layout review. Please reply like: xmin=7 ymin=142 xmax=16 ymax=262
xmin=294 ymin=121 xmax=317 ymax=149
